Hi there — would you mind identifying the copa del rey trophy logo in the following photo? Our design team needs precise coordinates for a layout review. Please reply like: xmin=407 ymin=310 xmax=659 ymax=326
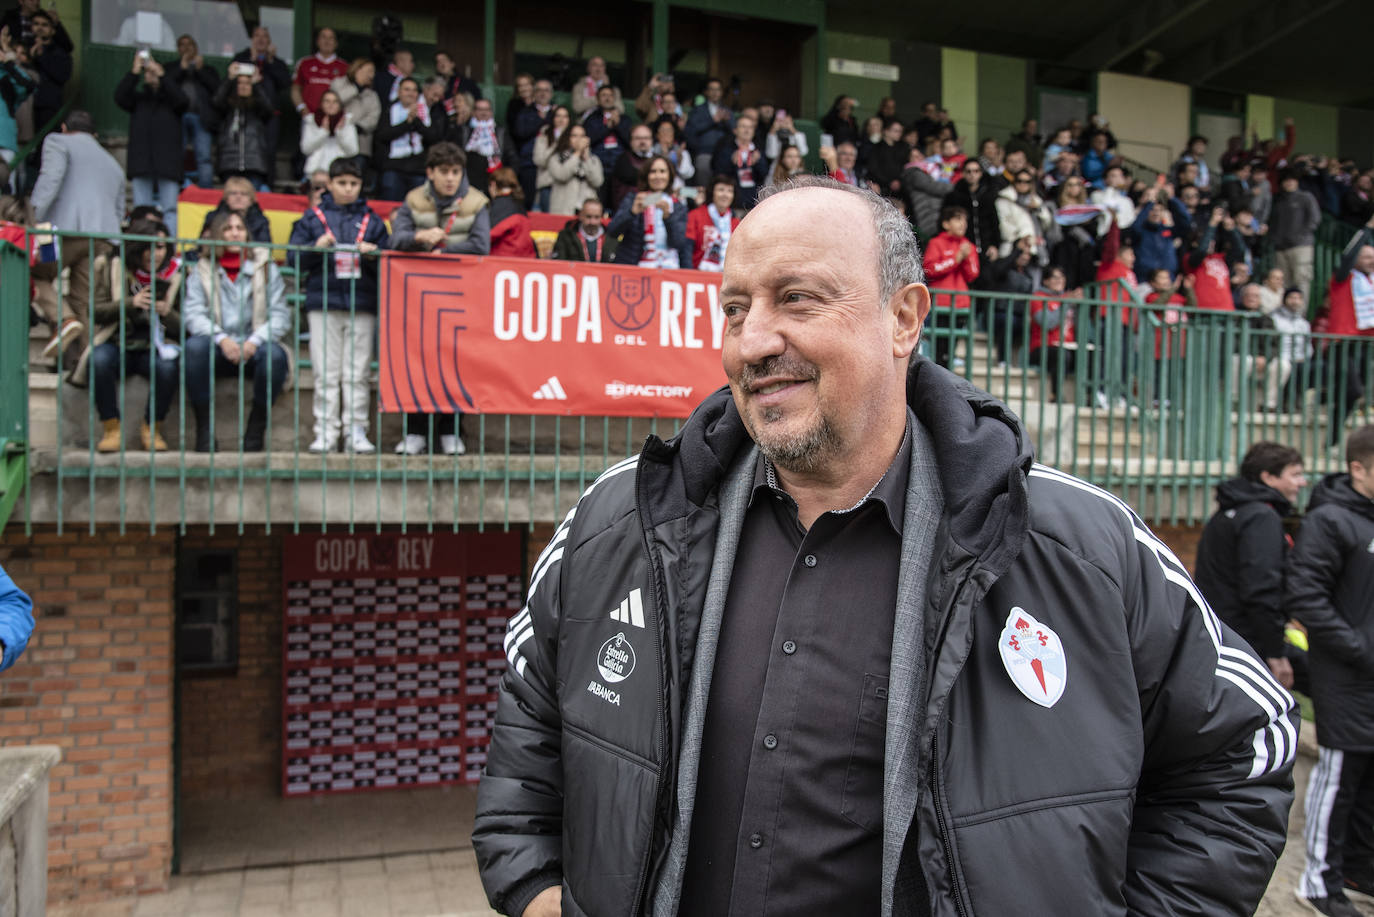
xmin=998 ymin=607 xmax=1067 ymax=708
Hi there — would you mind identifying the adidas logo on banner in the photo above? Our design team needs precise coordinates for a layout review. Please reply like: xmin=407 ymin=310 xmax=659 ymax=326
xmin=608 ymin=588 xmax=646 ymax=628
xmin=533 ymin=376 xmax=568 ymax=401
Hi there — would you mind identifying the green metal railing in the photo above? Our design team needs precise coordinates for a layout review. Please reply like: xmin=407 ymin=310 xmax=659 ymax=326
xmin=7 ymin=230 xmax=1372 ymax=533
xmin=0 ymin=241 xmax=29 ymax=530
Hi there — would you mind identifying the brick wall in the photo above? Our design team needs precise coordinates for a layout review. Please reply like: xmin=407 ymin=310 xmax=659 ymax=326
xmin=177 ymin=528 xmax=284 ymax=801
xmin=1154 ymin=524 xmax=1204 ymax=573
xmin=0 ymin=529 xmax=175 ymax=903
xmin=177 ymin=525 xmax=551 ymax=801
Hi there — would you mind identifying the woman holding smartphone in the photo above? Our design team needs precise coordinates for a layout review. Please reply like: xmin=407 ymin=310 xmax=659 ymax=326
xmin=609 ymin=155 xmax=691 ymax=268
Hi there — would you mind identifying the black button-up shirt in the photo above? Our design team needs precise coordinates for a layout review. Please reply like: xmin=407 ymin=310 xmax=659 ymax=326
xmin=678 ymin=418 xmax=912 ymax=917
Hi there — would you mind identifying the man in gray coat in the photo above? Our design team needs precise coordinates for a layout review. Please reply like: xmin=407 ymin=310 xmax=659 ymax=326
xmin=30 ymin=109 xmax=125 ymax=360
xmin=1272 ymin=168 xmax=1322 ymax=297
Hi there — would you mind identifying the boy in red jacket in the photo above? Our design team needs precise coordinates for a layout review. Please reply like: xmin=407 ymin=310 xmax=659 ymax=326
xmin=923 ymin=205 xmax=980 ymax=368
xmin=1091 ymin=219 xmax=1138 ymax=409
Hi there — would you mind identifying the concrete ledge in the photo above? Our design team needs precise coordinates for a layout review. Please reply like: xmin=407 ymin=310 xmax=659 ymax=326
xmin=0 ymin=745 xmax=61 ymax=917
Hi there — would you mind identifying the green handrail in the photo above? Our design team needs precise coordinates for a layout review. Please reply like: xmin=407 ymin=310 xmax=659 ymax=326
xmin=0 ymin=239 xmax=30 ymax=532
xmin=16 ymin=228 xmax=1374 ymax=534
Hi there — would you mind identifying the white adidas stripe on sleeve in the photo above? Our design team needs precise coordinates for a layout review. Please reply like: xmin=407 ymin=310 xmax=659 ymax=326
xmin=1028 ymin=464 xmax=1296 ymax=778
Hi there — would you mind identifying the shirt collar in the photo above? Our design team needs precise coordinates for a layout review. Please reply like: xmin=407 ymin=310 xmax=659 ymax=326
xmin=749 ymin=408 xmax=913 ymax=534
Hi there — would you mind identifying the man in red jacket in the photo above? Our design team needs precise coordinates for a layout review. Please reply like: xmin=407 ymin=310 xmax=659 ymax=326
xmin=1324 ymin=215 xmax=1374 ymax=447
xmin=922 ymin=205 xmax=979 ymax=368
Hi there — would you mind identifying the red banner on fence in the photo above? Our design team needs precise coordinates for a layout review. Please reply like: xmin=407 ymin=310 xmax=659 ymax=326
xmin=378 ymin=254 xmax=728 ymax=418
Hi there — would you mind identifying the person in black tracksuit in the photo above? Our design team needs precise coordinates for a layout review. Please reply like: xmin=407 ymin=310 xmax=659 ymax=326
xmin=473 ymin=179 xmax=1296 ymax=917
xmin=1195 ymin=441 xmax=1309 ymax=693
xmin=1289 ymin=425 xmax=1374 ymax=916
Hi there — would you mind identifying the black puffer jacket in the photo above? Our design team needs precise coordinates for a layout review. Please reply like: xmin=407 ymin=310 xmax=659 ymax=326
xmin=1286 ymin=473 xmax=1374 ymax=750
xmin=474 ymin=360 xmax=1296 ymax=917
xmin=212 ymin=80 xmax=275 ymax=180
xmin=114 ymin=70 xmax=188 ymax=182
xmin=1195 ymin=478 xmax=1293 ymax=658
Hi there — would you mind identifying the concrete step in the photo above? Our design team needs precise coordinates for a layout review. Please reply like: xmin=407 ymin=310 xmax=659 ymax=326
xmin=29 ymin=370 xmax=675 ymax=458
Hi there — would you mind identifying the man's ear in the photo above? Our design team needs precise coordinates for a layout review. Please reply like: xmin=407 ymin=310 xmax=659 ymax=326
xmin=892 ymin=283 xmax=930 ymax=359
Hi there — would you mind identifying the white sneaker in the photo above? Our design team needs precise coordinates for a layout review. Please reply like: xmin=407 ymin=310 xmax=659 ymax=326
xmin=394 ymin=434 xmax=426 ymax=455
xmin=346 ymin=426 xmax=376 ymax=454
xmin=440 ymin=434 xmax=466 ymax=456
xmin=308 ymin=434 xmax=333 ymax=454
xmin=1094 ymin=391 xmax=1111 ymax=411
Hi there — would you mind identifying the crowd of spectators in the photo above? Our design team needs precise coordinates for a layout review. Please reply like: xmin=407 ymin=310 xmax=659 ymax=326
xmin=5 ymin=15 xmax=1374 ymax=455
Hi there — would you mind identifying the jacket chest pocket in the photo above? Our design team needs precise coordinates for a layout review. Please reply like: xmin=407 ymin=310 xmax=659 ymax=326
xmin=841 ymin=673 xmax=889 ymax=833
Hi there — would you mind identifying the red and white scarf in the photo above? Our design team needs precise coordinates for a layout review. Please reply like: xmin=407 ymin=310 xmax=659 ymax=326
xmin=466 ymin=118 xmax=501 ymax=170
xmin=387 ymin=99 xmax=430 ymax=159
xmin=732 ymin=143 xmax=757 ymax=188
xmin=638 ymin=199 xmax=679 ymax=269
xmin=386 ymin=64 xmax=406 ymax=101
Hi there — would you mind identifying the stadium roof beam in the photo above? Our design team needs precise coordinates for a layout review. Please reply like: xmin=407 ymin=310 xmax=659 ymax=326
xmin=1064 ymin=0 xmax=1216 ymax=72
xmin=1156 ymin=0 xmax=1350 ymax=87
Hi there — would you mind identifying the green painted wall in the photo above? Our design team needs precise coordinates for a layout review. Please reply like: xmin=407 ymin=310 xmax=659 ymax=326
xmin=941 ymin=48 xmax=977 ymax=146
xmin=825 ymin=32 xmax=892 ymax=122
xmin=976 ymin=53 xmax=1025 ymax=148
xmin=1273 ymin=98 xmax=1339 ymax=158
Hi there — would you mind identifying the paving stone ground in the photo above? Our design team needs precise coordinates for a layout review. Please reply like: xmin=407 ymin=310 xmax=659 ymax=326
xmin=50 ymin=733 xmax=1351 ymax=917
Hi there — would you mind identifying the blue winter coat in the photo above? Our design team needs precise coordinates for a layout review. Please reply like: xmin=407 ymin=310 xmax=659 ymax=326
xmin=288 ymin=192 xmax=391 ymax=314
xmin=608 ymin=192 xmax=692 ymax=268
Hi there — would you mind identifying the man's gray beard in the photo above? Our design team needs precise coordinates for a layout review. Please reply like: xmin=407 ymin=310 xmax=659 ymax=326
xmin=746 ymin=406 xmax=841 ymax=475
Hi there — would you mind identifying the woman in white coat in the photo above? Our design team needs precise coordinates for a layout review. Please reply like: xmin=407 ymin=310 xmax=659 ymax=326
xmin=547 ymin=123 xmax=605 ymax=216
xmin=301 ymin=90 xmax=360 ymax=177
xmin=531 ymin=106 xmax=571 ymax=213
xmin=996 ymin=169 xmax=1060 ymax=275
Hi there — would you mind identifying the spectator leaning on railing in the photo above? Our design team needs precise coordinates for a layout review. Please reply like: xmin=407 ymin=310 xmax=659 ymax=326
xmin=116 ymin=51 xmax=188 ymax=239
xmin=386 ymin=142 xmax=491 ymax=456
xmin=288 ymin=157 xmax=389 ymax=455
xmin=70 ymin=217 xmax=182 ymax=453
xmin=182 ymin=211 xmax=291 ymax=453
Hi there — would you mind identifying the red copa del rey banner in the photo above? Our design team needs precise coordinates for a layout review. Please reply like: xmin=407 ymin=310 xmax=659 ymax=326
xmin=378 ymin=253 xmax=728 ymax=418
